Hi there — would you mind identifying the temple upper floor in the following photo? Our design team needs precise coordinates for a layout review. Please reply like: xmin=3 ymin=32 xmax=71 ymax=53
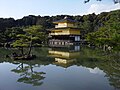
xmin=53 ymin=16 xmax=77 ymax=28
xmin=55 ymin=22 xmax=77 ymax=28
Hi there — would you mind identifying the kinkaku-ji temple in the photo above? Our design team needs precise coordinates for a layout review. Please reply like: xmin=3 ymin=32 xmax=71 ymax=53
xmin=48 ymin=16 xmax=81 ymax=47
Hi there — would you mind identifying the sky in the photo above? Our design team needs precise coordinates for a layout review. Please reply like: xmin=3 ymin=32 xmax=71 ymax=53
xmin=0 ymin=0 xmax=120 ymax=19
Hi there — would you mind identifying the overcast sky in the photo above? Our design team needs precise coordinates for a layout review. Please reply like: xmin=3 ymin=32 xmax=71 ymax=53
xmin=0 ymin=0 xmax=120 ymax=19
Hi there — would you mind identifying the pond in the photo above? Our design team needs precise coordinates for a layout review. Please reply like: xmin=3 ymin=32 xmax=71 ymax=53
xmin=0 ymin=46 xmax=120 ymax=90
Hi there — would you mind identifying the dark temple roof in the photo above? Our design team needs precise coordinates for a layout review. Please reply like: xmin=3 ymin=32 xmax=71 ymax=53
xmin=53 ymin=16 xmax=76 ymax=24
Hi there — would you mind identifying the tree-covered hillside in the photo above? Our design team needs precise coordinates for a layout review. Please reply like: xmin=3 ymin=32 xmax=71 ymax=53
xmin=86 ymin=10 xmax=120 ymax=50
xmin=0 ymin=10 xmax=119 ymax=49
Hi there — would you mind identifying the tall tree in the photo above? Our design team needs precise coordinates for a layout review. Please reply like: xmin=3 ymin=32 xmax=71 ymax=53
xmin=12 ymin=25 xmax=47 ymax=56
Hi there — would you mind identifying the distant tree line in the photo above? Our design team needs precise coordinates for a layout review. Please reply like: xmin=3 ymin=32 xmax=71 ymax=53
xmin=86 ymin=10 xmax=120 ymax=50
xmin=0 ymin=10 xmax=119 ymax=50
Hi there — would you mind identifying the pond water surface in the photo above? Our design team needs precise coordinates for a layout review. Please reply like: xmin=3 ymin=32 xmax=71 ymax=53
xmin=0 ymin=46 xmax=120 ymax=90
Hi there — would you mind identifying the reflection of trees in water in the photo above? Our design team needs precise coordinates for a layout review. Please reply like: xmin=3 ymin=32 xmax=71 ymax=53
xmin=77 ymin=58 xmax=120 ymax=89
xmin=0 ymin=47 xmax=120 ymax=88
xmin=78 ymin=60 xmax=120 ymax=89
xmin=48 ymin=46 xmax=120 ymax=89
xmin=102 ymin=60 xmax=120 ymax=89
xmin=0 ymin=47 xmax=53 ymax=86
xmin=11 ymin=63 xmax=45 ymax=86
xmin=73 ymin=47 xmax=120 ymax=90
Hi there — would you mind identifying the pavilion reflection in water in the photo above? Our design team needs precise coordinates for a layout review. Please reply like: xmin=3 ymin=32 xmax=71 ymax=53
xmin=48 ymin=45 xmax=80 ymax=68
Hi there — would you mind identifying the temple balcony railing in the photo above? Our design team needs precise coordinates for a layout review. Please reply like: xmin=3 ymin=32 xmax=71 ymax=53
xmin=55 ymin=25 xmax=67 ymax=28
xmin=49 ymin=32 xmax=80 ymax=36
xmin=49 ymin=33 xmax=70 ymax=36
xmin=55 ymin=25 xmax=78 ymax=28
xmin=49 ymin=39 xmax=72 ymax=42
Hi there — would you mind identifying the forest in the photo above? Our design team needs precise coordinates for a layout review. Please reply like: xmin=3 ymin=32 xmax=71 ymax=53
xmin=0 ymin=9 xmax=119 ymax=50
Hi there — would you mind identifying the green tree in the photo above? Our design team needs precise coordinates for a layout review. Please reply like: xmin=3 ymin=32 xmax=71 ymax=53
xmin=5 ymin=27 xmax=25 ymax=42
xmin=12 ymin=25 xmax=47 ymax=56
xmin=86 ymin=10 xmax=120 ymax=49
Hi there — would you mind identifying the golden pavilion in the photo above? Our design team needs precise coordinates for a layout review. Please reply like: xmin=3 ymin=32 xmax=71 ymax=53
xmin=49 ymin=16 xmax=81 ymax=47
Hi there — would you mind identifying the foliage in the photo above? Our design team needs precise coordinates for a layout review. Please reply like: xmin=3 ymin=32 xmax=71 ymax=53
xmin=5 ymin=27 xmax=25 ymax=42
xmin=24 ymin=25 xmax=47 ymax=44
xmin=86 ymin=10 xmax=120 ymax=50
xmin=84 ymin=0 xmax=120 ymax=4
xmin=12 ymin=25 xmax=47 ymax=55
xmin=12 ymin=25 xmax=46 ymax=46
xmin=0 ymin=10 xmax=119 ymax=50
